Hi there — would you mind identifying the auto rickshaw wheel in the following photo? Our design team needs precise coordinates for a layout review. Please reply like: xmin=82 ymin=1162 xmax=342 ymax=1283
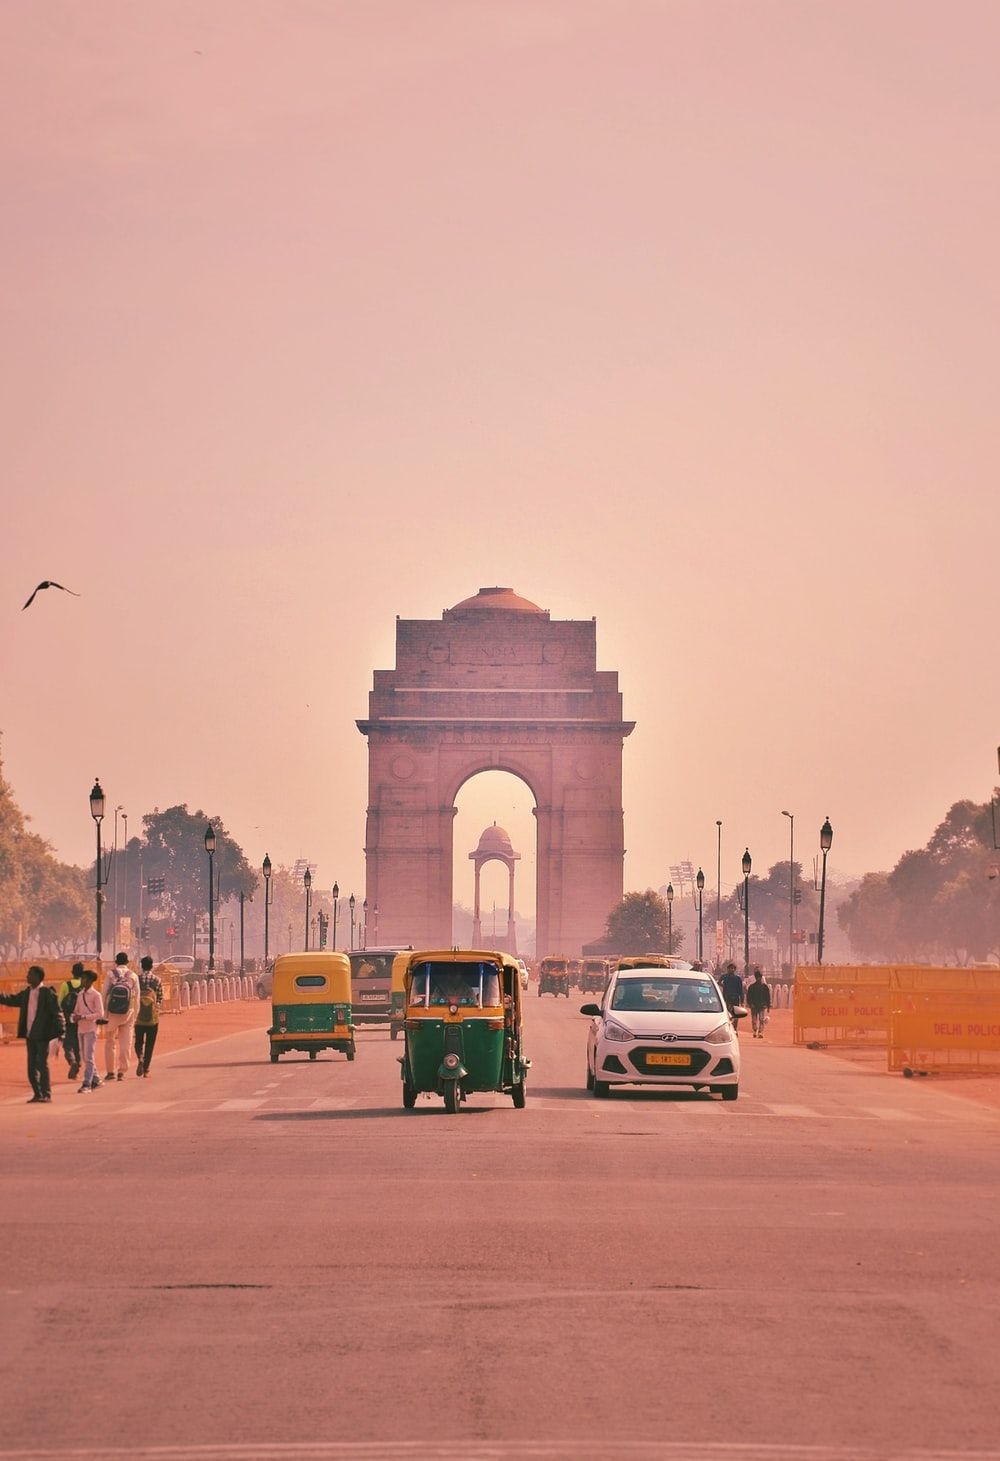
xmin=443 ymin=1079 xmax=462 ymax=1114
xmin=390 ymin=1025 xmax=399 ymax=1041
xmin=347 ymin=1045 xmax=356 ymax=1062
xmin=270 ymin=1049 xmax=279 ymax=1064
xmin=402 ymin=1080 xmax=417 ymax=1109
xmin=511 ymin=1079 xmax=526 ymax=1109
xmin=308 ymin=1050 xmax=317 ymax=1061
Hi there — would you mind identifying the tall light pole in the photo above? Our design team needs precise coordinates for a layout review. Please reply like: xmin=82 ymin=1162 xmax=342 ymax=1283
xmin=696 ymin=868 xmax=705 ymax=963
xmin=817 ymin=818 xmax=833 ymax=964
xmin=666 ymin=883 xmax=674 ymax=955
xmin=262 ymin=855 xmax=272 ymax=965
xmin=715 ymin=820 xmax=722 ymax=967
xmin=349 ymin=893 xmax=356 ymax=951
xmin=742 ymin=848 xmax=752 ymax=978
xmin=238 ymin=889 xmax=250 ymax=974
xmin=205 ymin=824 xmax=216 ymax=971
xmin=373 ymin=904 xmax=379 ymax=945
xmin=362 ymin=898 xmax=368 ymax=950
xmin=782 ymin=810 xmax=795 ymax=971
xmin=332 ymin=882 xmax=339 ymax=949
xmin=303 ymin=867 xmax=312 ymax=951
xmin=89 ymin=780 xmax=105 ymax=956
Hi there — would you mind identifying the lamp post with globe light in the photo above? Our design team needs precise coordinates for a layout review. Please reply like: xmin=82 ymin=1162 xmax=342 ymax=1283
xmin=262 ymin=855 xmax=272 ymax=965
xmin=817 ymin=819 xmax=833 ymax=964
xmin=204 ymin=825 xmax=216 ymax=971
xmin=303 ymin=868 xmax=312 ymax=951
xmin=332 ymin=883 xmax=339 ymax=948
xmin=742 ymin=848 xmax=752 ymax=978
xmin=89 ymin=780 xmax=106 ymax=956
xmin=666 ymin=883 xmax=674 ymax=956
xmin=349 ymin=893 xmax=356 ymax=950
xmin=696 ymin=868 xmax=705 ymax=963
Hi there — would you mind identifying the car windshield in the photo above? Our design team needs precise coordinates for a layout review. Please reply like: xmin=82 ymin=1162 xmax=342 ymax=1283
xmin=610 ymin=978 xmax=722 ymax=1014
xmin=408 ymin=961 xmax=502 ymax=1009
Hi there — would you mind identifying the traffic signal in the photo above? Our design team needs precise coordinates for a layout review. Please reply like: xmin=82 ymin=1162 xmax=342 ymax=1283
xmin=147 ymin=876 xmax=165 ymax=896
xmin=166 ymin=927 xmax=176 ymax=939
xmin=793 ymin=888 xmax=802 ymax=904
xmin=317 ymin=910 xmax=328 ymax=949
xmin=140 ymin=924 xmax=149 ymax=938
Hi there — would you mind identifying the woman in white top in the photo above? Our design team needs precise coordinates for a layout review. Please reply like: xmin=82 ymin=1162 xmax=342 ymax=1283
xmin=72 ymin=970 xmax=105 ymax=1091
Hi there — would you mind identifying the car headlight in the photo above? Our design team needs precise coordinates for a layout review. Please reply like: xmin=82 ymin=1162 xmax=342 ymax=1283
xmin=602 ymin=1020 xmax=633 ymax=1042
xmin=704 ymin=1023 xmax=733 ymax=1044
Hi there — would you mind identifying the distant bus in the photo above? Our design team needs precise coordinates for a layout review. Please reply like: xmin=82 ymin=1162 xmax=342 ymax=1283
xmin=349 ymin=946 xmax=412 ymax=1026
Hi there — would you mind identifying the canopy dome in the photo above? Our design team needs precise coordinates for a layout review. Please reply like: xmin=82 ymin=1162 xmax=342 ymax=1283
xmin=470 ymin=823 xmax=520 ymax=862
xmin=445 ymin=586 xmax=546 ymax=617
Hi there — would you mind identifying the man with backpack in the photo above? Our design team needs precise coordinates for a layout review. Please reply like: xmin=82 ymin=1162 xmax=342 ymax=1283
xmin=103 ymin=951 xmax=140 ymax=1081
xmin=58 ymin=961 xmax=85 ymax=1081
xmin=134 ymin=955 xmax=163 ymax=1077
xmin=746 ymin=966 xmax=772 ymax=1038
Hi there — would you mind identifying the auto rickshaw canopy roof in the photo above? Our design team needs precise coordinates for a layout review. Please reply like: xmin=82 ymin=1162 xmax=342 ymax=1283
xmin=271 ymin=951 xmax=352 ymax=1003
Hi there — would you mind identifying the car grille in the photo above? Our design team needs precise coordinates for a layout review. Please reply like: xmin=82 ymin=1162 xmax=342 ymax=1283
xmin=629 ymin=1046 xmax=711 ymax=1075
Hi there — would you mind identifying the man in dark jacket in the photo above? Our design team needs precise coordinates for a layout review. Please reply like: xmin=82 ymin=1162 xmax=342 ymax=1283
xmin=0 ymin=965 xmax=66 ymax=1102
xmin=720 ymin=961 xmax=745 ymax=1024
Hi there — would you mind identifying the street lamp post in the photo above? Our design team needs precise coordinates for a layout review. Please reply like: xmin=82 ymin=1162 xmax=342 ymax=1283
xmin=696 ymin=868 xmax=705 ymax=963
xmin=715 ymin=820 xmax=722 ymax=966
xmin=349 ymin=894 xmax=356 ymax=950
xmin=373 ymin=904 xmax=379 ymax=945
xmin=362 ymin=898 xmax=368 ymax=950
xmin=204 ymin=825 xmax=216 ymax=972
xmin=817 ymin=818 xmax=833 ymax=964
xmin=89 ymin=780 xmax=106 ymax=956
xmin=666 ymin=883 xmax=674 ymax=955
xmin=238 ymin=889 xmax=250 ymax=974
xmin=782 ymin=810 xmax=795 ymax=971
xmin=262 ymin=855 xmax=272 ymax=966
xmin=303 ymin=868 xmax=312 ymax=951
xmin=742 ymin=848 xmax=752 ymax=978
xmin=332 ymin=882 xmax=339 ymax=949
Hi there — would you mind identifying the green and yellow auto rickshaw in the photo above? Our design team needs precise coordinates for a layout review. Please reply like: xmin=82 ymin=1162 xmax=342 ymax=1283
xmin=389 ymin=951 xmax=408 ymax=1042
xmin=399 ymin=950 xmax=529 ymax=1112
xmin=538 ymin=956 xmax=570 ymax=997
xmin=268 ymin=952 xmax=356 ymax=1063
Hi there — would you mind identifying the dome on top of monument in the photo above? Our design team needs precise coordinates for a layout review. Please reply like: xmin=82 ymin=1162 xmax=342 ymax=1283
xmin=446 ymin=586 xmax=546 ymax=616
xmin=476 ymin=823 xmax=515 ymax=855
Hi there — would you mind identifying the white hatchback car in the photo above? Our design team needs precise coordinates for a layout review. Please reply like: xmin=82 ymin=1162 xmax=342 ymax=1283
xmin=582 ymin=967 xmax=744 ymax=1100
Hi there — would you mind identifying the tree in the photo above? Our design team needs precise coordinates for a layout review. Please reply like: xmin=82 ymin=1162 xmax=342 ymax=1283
xmin=605 ymin=890 xmax=676 ymax=955
xmin=137 ymin=806 xmax=258 ymax=955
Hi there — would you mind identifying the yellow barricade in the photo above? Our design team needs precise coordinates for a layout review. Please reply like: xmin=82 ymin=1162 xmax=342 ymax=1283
xmin=0 ymin=960 xmax=105 ymax=1038
xmin=888 ymin=968 xmax=1000 ymax=1076
xmin=793 ymin=966 xmax=891 ymax=1046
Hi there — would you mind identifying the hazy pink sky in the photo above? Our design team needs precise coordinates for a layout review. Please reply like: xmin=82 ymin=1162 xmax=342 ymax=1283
xmin=3 ymin=1 xmax=999 ymax=921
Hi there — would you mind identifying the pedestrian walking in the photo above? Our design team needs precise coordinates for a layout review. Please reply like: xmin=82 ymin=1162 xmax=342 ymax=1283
xmin=134 ymin=955 xmax=163 ymax=1077
xmin=745 ymin=966 xmax=772 ymax=1038
xmin=58 ymin=961 xmax=85 ymax=1081
xmin=720 ymin=961 xmax=745 ymax=1027
xmin=71 ymin=969 xmax=105 ymax=1091
xmin=0 ymin=965 xmax=65 ymax=1102
xmin=103 ymin=951 xmax=140 ymax=1081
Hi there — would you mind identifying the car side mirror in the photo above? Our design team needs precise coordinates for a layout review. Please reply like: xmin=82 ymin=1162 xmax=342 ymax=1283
xmin=731 ymin=1005 xmax=749 ymax=1020
xmin=580 ymin=1003 xmax=602 ymax=1017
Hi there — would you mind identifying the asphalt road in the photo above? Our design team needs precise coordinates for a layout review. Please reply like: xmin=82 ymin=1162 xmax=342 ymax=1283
xmin=2 ymin=995 xmax=999 ymax=1461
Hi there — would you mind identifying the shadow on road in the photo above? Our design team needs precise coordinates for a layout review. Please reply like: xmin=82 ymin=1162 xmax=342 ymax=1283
xmin=254 ymin=1104 xmax=502 ymax=1121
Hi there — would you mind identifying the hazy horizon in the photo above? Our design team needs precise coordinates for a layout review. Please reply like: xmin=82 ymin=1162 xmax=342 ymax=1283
xmin=4 ymin=2 xmax=998 ymax=922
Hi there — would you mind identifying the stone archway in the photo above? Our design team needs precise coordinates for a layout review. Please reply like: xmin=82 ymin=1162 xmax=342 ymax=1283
xmin=356 ymin=586 xmax=634 ymax=956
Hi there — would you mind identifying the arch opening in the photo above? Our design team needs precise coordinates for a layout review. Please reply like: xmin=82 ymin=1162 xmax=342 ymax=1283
xmin=453 ymin=770 xmax=537 ymax=956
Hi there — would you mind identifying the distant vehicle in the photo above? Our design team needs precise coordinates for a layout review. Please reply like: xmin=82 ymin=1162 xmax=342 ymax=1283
xmin=256 ymin=965 xmax=273 ymax=1000
xmin=157 ymin=955 xmax=195 ymax=976
xmin=349 ymin=946 xmax=413 ymax=1025
xmin=581 ymin=966 xmax=745 ymax=1100
xmin=516 ymin=959 xmax=529 ymax=991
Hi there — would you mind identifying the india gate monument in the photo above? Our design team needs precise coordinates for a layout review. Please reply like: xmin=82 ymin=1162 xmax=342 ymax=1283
xmin=357 ymin=587 xmax=634 ymax=955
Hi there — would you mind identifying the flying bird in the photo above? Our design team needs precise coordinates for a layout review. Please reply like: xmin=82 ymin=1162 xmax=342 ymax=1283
xmin=22 ymin=581 xmax=81 ymax=610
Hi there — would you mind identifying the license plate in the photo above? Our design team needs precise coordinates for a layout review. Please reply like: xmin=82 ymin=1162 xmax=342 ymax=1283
xmin=647 ymin=1052 xmax=691 ymax=1067
xmin=359 ymin=993 xmax=385 ymax=1002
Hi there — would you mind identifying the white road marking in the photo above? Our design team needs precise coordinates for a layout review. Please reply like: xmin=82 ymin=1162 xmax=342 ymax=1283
xmin=216 ymin=1098 xmax=266 ymax=1111
xmin=766 ymin=1103 xmax=822 ymax=1117
xmin=859 ymin=1105 xmax=914 ymax=1120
